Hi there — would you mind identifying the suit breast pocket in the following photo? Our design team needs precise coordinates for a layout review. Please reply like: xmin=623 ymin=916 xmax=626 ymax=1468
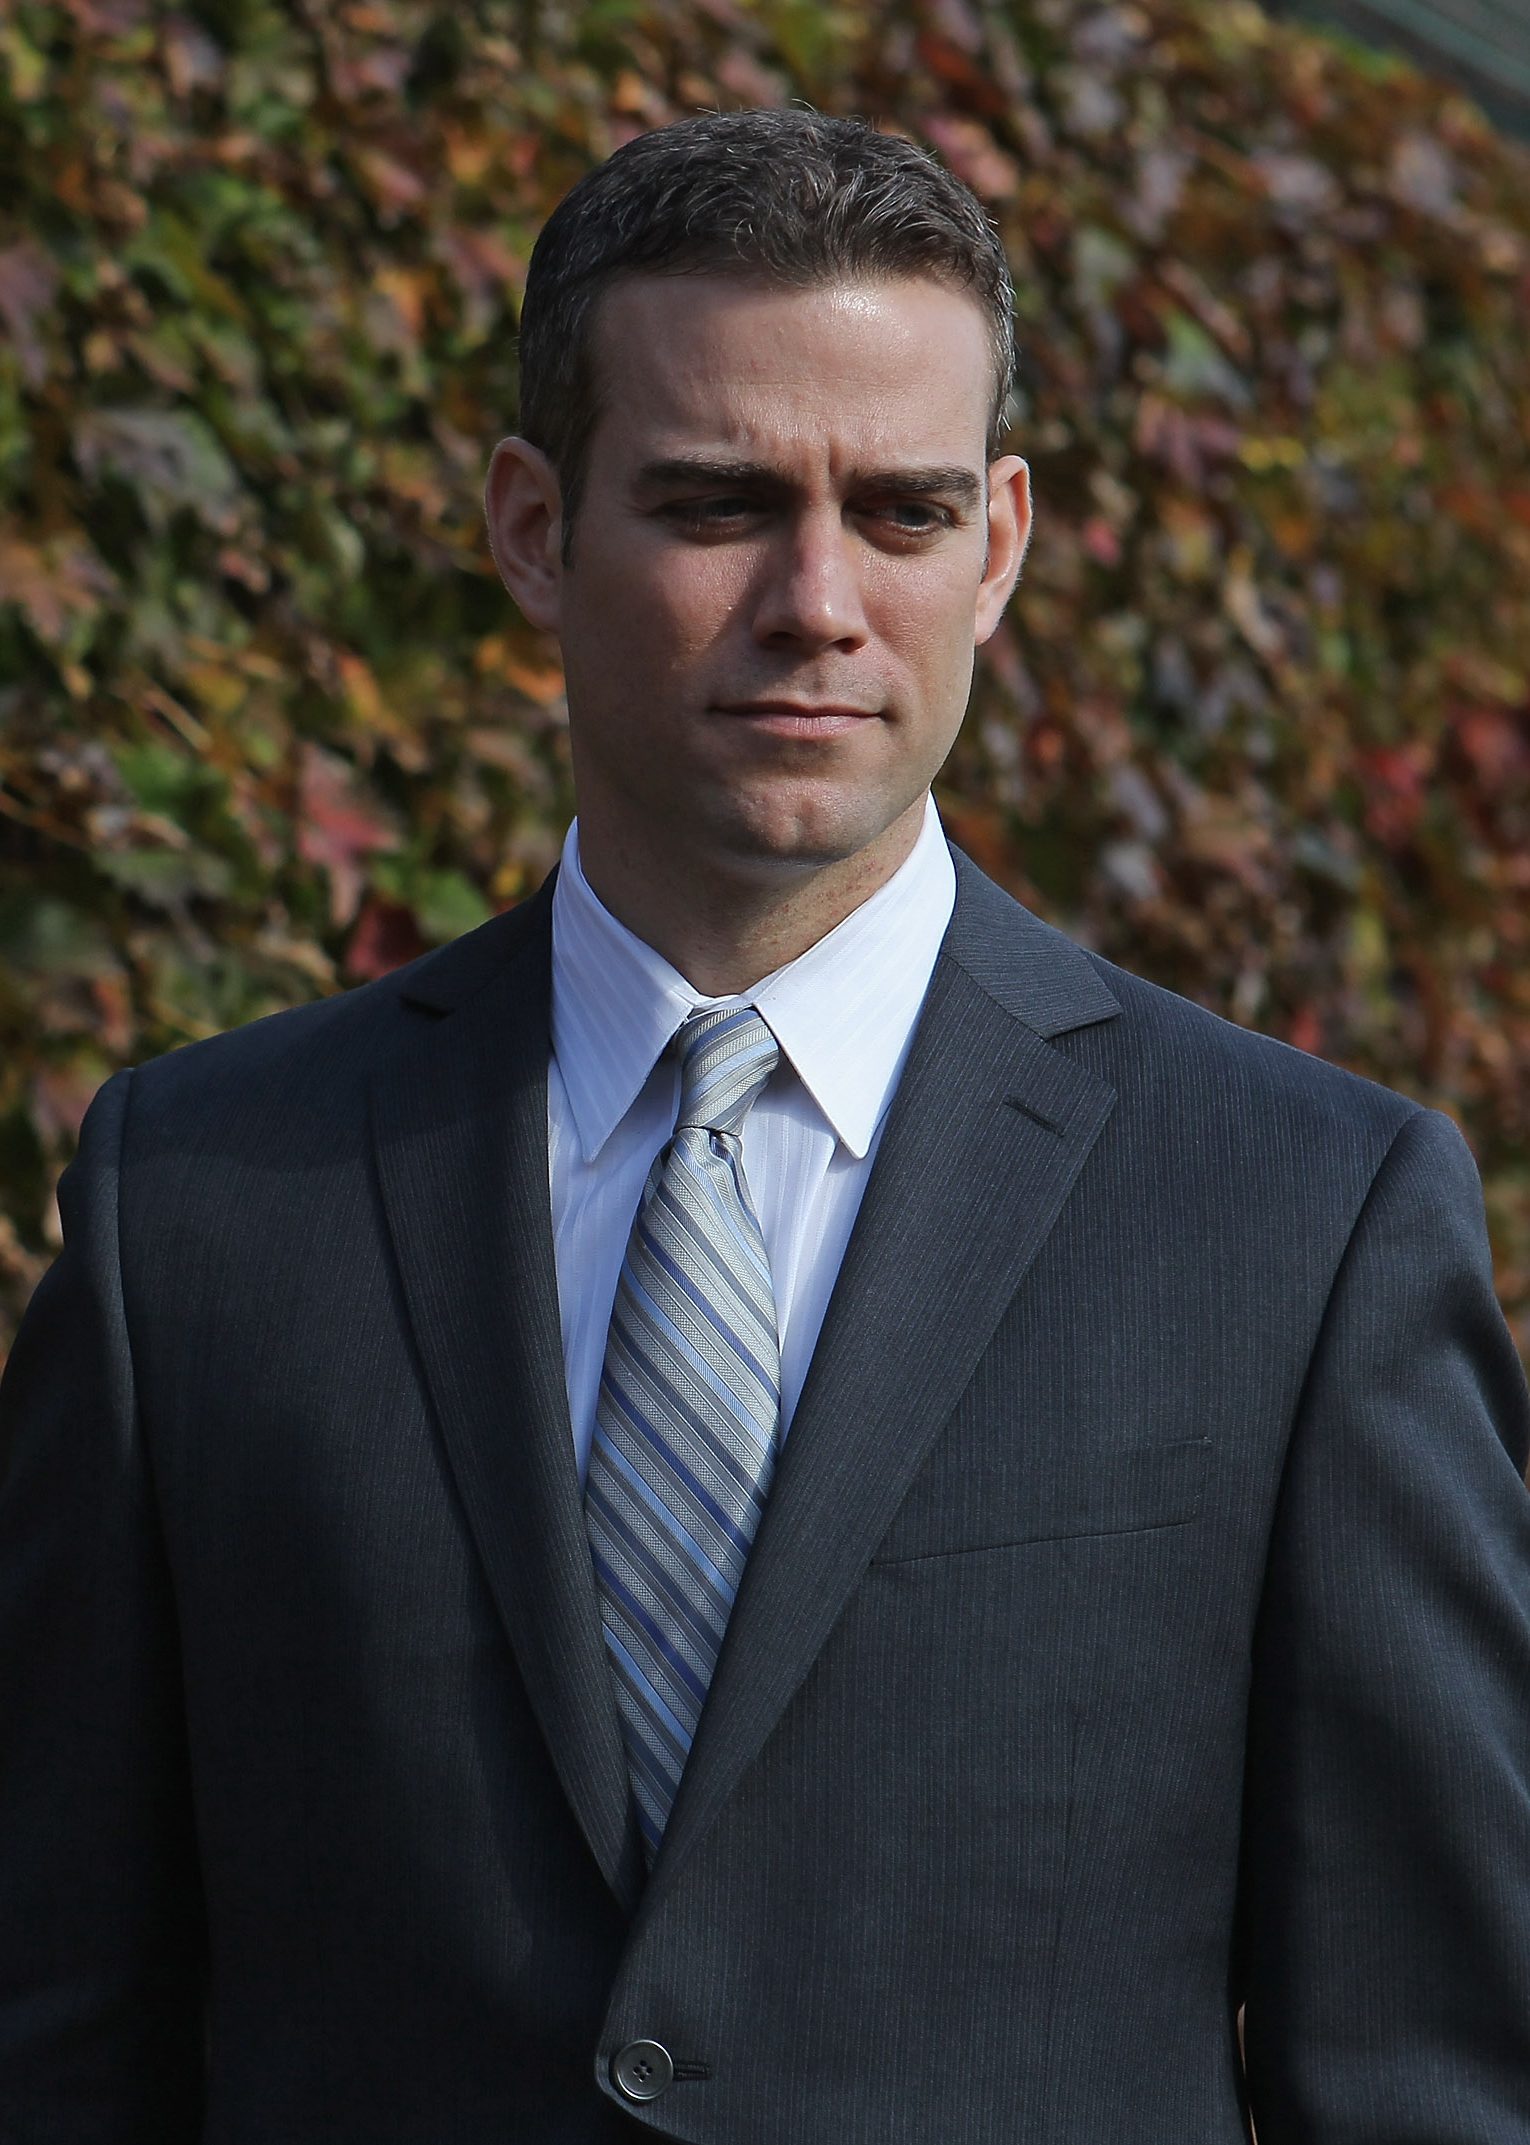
xmin=868 ymin=1434 xmax=1211 ymax=1564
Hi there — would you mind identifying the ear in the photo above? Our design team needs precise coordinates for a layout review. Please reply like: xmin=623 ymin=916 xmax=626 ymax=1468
xmin=974 ymin=455 xmax=1032 ymax=645
xmin=484 ymin=436 xmax=564 ymax=633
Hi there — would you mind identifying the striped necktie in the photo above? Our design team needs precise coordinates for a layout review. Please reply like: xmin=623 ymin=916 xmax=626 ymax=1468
xmin=584 ymin=1004 xmax=782 ymax=1863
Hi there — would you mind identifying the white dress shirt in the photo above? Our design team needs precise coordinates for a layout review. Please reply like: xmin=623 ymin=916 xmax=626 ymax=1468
xmin=548 ymin=794 xmax=957 ymax=1483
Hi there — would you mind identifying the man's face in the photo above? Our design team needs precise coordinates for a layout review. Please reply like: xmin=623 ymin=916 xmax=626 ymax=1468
xmin=493 ymin=272 xmax=1029 ymax=894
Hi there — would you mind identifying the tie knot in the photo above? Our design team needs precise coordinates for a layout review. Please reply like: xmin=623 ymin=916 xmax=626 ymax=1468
xmin=672 ymin=1006 xmax=779 ymax=1137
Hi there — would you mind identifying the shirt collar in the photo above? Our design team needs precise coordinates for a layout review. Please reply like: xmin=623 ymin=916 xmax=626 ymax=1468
xmin=550 ymin=795 xmax=956 ymax=1165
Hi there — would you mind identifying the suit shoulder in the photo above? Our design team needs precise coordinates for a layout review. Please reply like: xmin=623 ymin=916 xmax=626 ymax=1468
xmin=948 ymin=847 xmax=1423 ymax=1152
xmin=121 ymin=891 xmax=549 ymax=1135
xmin=1077 ymin=942 xmax=1423 ymax=1147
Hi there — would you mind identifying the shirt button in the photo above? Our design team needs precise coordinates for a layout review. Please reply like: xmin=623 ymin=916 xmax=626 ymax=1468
xmin=611 ymin=2038 xmax=675 ymax=2103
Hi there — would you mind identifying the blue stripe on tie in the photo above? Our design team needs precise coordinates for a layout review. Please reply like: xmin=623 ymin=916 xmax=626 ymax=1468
xmin=585 ymin=1470 xmax=730 ymax=1653
xmin=601 ymin=1622 xmax=695 ymax=1754
xmin=623 ymin=1246 xmax=779 ymax=1416
xmin=605 ymin=1325 xmax=766 ymax=1504
xmin=589 ymin=1549 xmax=711 ymax=1707
xmin=616 ymin=1266 xmax=776 ymax=1442
xmin=607 ymin=1674 xmax=688 ymax=1788
xmin=645 ymin=1151 xmax=772 ymax=1294
xmin=587 ymin=1463 xmax=728 ymax=1656
xmin=632 ymin=1799 xmax=664 ymax=1855
xmin=584 ymin=1004 xmax=781 ymax=1864
xmin=596 ymin=1364 xmax=763 ymax=1570
xmin=590 ymin=1420 xmax=740 ymax=1603
xmin=623 ymin=1729 xmax=681 ymax=1814
xmin=656 ymin=1149 xmax=776 ymax=1278
xmin=602 ymin=1329 xmax=775 ymax=1514
xmin=590 ymin=1412 xmax=741 ymax=1611
xmin=640 ymin=1175 xmax=775 ymax=1325
xmin=598 ymin=1371 xmax=755 ymax=1575
xmin=618 ymin=1711 xmax=683 ymax=1819
xmin=600 ymin=1364 xmax=761 ymax=1564
xmin=654 ymin=1148 xmax=776 ymax=1289
xmin=623 ymin=1237 xmax=773 ymax=1400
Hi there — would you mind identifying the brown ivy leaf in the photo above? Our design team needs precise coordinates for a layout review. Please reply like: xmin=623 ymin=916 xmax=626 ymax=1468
xmin=0 ymin=532 xmax=117 ymax=644
xmin=0 ymin=239 xmax=59 ymax=388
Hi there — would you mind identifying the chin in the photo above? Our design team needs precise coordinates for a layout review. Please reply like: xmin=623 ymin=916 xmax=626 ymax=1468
xmin=704 ymin=786 xmax=913 ymax=879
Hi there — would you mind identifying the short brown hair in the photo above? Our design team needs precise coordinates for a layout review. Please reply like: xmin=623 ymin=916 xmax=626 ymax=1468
xmin=516 ymin=108 xmax=1016 ymax=558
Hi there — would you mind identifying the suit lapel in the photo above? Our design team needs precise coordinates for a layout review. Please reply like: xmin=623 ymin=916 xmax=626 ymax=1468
xmin=368 ymin=882 xmax=644 ymax=1911
xmin=643 ymin=854 xmax=1122 ymax=1912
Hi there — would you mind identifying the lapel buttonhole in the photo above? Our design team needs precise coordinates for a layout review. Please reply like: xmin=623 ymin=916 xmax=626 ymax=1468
xmin=1007 ymin=1094 xmax=1065 ymax=1135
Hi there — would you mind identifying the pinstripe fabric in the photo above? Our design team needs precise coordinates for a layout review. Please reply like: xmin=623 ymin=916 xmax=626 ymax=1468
xmin=584 ymin=1006 xmax=782 ymax=1859
xmin=5 ymin=849 xmax=1530 ymax=2139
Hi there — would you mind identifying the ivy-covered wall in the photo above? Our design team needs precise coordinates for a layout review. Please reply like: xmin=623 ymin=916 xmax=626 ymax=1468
xmin=1 ymin=0 xmax=1527 ymax=1361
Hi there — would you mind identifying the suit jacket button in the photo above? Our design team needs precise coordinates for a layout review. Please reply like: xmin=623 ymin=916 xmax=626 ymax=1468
xmin=611 ymin=2039 xmax=675 ymax=2103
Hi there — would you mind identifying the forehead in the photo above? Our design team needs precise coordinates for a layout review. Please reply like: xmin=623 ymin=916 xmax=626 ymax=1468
xmin=585 ymin=273 xmax=995 ymax=470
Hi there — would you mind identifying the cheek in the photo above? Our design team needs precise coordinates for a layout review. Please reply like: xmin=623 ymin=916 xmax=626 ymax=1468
xmin=659 ymin=551 xmax=759 ymax=656
xmin=577 ymin=548 xmax=750 ymax=673
xmin=867 ymin=574 xmax=978 ymax=681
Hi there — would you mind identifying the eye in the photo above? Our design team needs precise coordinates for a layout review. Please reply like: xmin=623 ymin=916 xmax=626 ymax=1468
xmin=864 ymin=499 xmax=955 ymax=534
xmin=661 ymin=495 xmax=760 ymax=531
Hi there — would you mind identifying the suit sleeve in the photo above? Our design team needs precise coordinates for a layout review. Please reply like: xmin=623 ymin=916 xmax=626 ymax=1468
xmin=1238 ymin=1105 xmax=1530 ymax=2140
xmin=0 ymin=1070 xmax=207 ymax=2143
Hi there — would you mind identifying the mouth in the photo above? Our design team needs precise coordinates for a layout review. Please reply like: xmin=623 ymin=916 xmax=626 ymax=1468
xmin=713 ymin=700 xmax=882 ymax=740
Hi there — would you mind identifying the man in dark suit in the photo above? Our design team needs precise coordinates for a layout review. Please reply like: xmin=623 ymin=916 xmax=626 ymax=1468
xmin=3 ymin=107 xmax=1529 ymax=2144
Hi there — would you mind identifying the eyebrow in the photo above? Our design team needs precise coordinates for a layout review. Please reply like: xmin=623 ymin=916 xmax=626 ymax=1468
xmin=631 ymin=457 xmax=985 ymax=513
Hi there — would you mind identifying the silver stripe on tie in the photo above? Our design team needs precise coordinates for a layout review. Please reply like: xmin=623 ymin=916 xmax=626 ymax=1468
xmin=583 ymin=1005 xmax=782 ymax=1862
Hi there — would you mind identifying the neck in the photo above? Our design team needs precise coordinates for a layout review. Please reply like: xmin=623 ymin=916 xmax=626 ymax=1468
xmin=575 ymin=803 xmax=928 ymax=997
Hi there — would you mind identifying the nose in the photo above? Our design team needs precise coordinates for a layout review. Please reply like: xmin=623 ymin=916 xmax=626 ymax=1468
xmin=749 ymin=511 xmax=869 ymax=652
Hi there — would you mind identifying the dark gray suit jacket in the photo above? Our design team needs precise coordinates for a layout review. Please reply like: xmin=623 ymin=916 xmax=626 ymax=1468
xmin=2 ymin=848 xmax=1528 ymax=2143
